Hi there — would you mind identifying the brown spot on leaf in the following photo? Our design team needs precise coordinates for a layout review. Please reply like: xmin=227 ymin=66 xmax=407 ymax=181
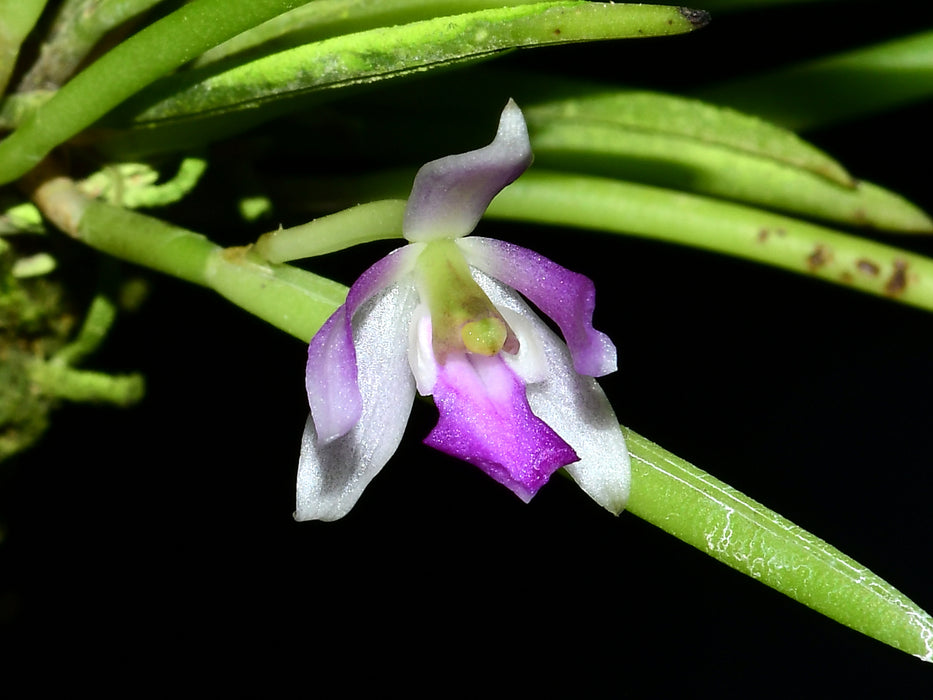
xmin=807 ymin=244 xmax=832 ymax=271
xmin=756 ymin=227 xmax=786 ymax=242
xmin=553 ymin=27 xmax=561 ymax=36
xmin=856 ymin=259 xmax=880 ymax=276
xmin=885 ymin=259 xmax=909 ymax=296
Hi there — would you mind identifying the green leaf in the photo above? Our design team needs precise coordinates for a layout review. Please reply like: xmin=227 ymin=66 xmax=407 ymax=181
xmin=0 ymin=90 xmax=53 ymax=132
xmin=74 ymin=191 xmax=346 ymax=341
xmin=93 ymin=2 xmax=709 ymax=157
xmin=624 ymin=426 xmax=933 ymax=662
xmin=484 ymin=170 xmax=933 ymax=312
xmin=0 ymin=0 xmax=48 ymax=95
xmin=17 ymin=0 xmax=168 ymax=92
xmin=203 ymin=247 xmax=347 ymax=341
xmin=521 ymin=85 xmax=853 ymax=185
xmin=241 ymin=71 xmax=929 ymax=232
xmin=513 ymin=82 xmax=931 ymax=231
xmin=528 ymin=120 xmax=932 ymax=232
xmin=0 ymin=0 xmax=312 ymax=186
xmin=193 ymin=0 xmax=586 ymax=68
xmin=693 ymin=28 xmax=933 ymax=131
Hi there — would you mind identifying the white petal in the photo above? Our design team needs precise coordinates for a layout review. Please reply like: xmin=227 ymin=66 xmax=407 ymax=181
xmin=494 ymin=305 xmax=548 ymax=385
xmin=475 ymin=272 xmax=631 ymax=514
xmin=407 ymin=303 xmax=437 ymax=396
xmin=296 ymin=280 xmax=420 ymax=521
xmin=403 ymin=99 xmax=533 ymax=242
xmin=306 ymin=243 xmax=422 ymax=443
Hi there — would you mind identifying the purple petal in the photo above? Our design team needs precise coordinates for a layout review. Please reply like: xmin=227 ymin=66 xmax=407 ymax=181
xmin=423 ymin=351 xmax=578 ymax=502
xmin=403 ymin=99 xmax=533 ymax=242
xmin=306 ymin=245 xmax=419 ymax=443
xmin=459 ymin=237 xmax=617 ymax=378
xmin=296 ymin=280 xmax=420 ymax=521
xmin=475 ymin=271 xmax=631 ymax=514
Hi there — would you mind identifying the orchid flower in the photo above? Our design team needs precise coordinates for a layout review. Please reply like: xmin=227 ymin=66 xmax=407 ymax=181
xmin=296 ymin=100 xmax=630 ymax=521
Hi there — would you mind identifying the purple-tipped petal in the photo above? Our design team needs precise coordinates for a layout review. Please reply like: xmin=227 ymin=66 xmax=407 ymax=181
xmin=475 ymin=271 xmax=631 ymax=514
xmin=459 ymin=236 xmax=617 ymax=378
xmin=424 ymin=351 xmax=578 ymax=503
xmin=403 ymin=99 xmax=533 ymax=242
xmin=306 ymin=245 xmax=420 ymax=443
xmin=296 ymin=280 xmax=421 ymax=521
xmin=305 ymin=306 xmax=358 ymax=444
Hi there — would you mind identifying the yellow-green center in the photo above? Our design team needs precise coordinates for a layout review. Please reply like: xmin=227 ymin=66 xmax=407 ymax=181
xmin=461 ymin=317 xmax=508 ymax=356
xmin=413 ymin=239 xmax=516 ymax=360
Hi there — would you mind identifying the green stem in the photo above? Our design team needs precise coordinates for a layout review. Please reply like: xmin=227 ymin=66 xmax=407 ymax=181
xmin=24 ymin=165 xmax=346 ymax=341
xmin=255 ymin=199 xmax=406 ymax=262
xmin=624 ymin=426 xmax=933 ymax=661
xmin=486 ymin=170 xmax=933 ymax=313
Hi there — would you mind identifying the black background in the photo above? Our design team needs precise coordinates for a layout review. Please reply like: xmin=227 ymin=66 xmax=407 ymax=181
xmin=3 ymin=1 xmax=933 ymax=694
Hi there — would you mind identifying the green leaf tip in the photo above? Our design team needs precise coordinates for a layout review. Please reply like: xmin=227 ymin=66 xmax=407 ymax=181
xmin=623 ymin=427 xmax=933 ymax=662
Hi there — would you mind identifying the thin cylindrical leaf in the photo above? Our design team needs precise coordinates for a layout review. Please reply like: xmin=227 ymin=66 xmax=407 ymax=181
xmin=0 ymin=0 xmax=48 ymax=95
xmin=93 ymin=3 xmax=708 ymax=157
xmin=624 ymin=426 xmax=933 ymax=662
xmin=194 ymin=0 xmax=566 ymax=68
xmin=18 ymin=0 xmax=168 ymax=91
xmin=693 ymin=29 xmax=933 ymax=131
xmin=485 ymin=170 xmax=933 ymax=312
xmin=528 ymin=121 xmax=932 ymax=232
xmin=76 ymin=200 xmax=347 ymax=339
xmin=26 ymin=171 xmax=348 ymax=341
xmin=204 ymin=248 xmax=347 ymax=341
xmin=522 ymin=88 xmax=853 ymax=185
xmin=0 ymin=0 xmax=310 ymax=185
